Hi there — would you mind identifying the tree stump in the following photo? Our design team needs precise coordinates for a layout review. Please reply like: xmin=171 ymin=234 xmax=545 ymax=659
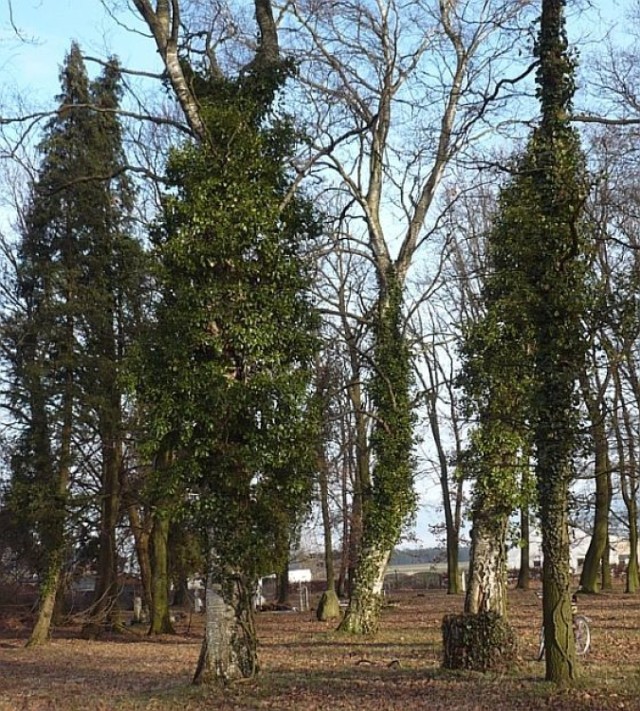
xmin=316 ymin=589 xmax=341 ymax=621
xmin=442 ymin=612 xmax=516 ymax=672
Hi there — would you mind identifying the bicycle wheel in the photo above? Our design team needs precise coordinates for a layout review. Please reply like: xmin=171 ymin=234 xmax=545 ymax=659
xmin=573 ymin=615 xmax=591 ymax=655
xmin=537 ymin=626 xmax=545 ymax=661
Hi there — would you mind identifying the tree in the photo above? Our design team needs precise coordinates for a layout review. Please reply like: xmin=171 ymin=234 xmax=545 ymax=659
xmin=135 ymin=63 xmax=320 ymax=681
xmin=441 ymin=154 xmax=536 ymax=672
xmin=76 ymin=56 xmax=147 ymax=631
xmin=340 ymin=272 xmax=416 ymax=633
xmin=2 ymin=43 xmax=142 ymax=644
xmin=530 ymin=0 xmax=590 ymax=683
xmin=5 ymin=44 xmax=143 ymax=644
xmin=457 ymin=166 xmax=536 ymax=621
xmin=284 ymin=0 xmax=537 ymax=635
xmin=443 ymin=0 xmax=590 ymax=680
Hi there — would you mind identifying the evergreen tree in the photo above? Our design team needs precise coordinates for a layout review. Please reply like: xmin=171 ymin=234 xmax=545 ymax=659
xmin=3 ymin=43 xmax=145 ymax=644
xmin=77 ymin=56 xmax=147 ymax=630
xmin=135 ymin=67 xmax=320 ymax=682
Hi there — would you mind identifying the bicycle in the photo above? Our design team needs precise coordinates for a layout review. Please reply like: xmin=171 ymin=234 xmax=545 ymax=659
xmin=536 ymin=592 xmax=591 ymax=660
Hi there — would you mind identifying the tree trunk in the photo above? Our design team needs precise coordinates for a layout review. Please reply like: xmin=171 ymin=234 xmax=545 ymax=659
xmin=612 ymin=361 xmax=640 ymax=594
xmin=465 ymin=513 xmax=508 ymax=616
xmin=27 ymin=555 xmax=64 ymax=647
xmin=27 ymin=318 xmax=73 ymax=647
xmin=276 ymin=564 xmax=289 ymax=606
xmin=338 ymin=544 xmax=389 ymax=634
xmin=626 ymin=499 xmax=639 ymax=594
xmin=601 ymin=535 xmax=613 ymax=591
xmin=317 ymin=449 xmax=341 ymax=621
xmin=539 ymin=463 xmax=577 ymax=683
xmin=193 ymin=571 xmax=258 ymax=685
xmin=149 ymin=508 xmax=174 ymax=635
xmin=517 ymin=505 xmax=530 ymax=590
xmin=442 ymin=611 xmax=516 ymax=672
xmin=122 ymin=476 xmax=153 ymax=617
xmin=346 ymin=373 xmax=368 ymax=598
xmin=579 ymin=374 xmax=611 ymax=593
xmin=425 ymin=383 xmax=460 ymax=595
xmin=93 ymin=438 xmax=123 ymax=627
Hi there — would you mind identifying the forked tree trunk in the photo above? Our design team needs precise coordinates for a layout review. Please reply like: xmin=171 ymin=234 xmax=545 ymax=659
xmin=193 ymin=571 xmax=258 ymax=685
xmin=338 ymin=545 xmax=390 ymax=634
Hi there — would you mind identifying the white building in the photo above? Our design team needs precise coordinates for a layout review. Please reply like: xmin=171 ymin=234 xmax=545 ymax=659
xmin=507 ymin=527 xmax=621 ymax=574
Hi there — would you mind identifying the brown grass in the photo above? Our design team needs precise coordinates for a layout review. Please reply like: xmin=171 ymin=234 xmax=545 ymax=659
xmin=1 ymin=585 xmax=639 ymax=710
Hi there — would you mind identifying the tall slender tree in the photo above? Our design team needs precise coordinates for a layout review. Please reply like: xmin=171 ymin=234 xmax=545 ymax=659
xmin=3 ymin=43 xmax=145 ymax=644
xmin=530 ymin=0 xmax=590 ymax=683
xmin=78 ymin=57 xmax=147 ymax=631
xmin=444 ymin=1 xmax=590 ymax=680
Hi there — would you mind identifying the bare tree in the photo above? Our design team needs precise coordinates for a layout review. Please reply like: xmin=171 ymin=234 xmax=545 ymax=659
xmin=280 ymin=0 xmax=537 ymax=632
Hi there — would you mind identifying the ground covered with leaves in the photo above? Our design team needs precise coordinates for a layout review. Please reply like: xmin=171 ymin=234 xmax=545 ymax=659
xmin=1 ymin=586 xmax=639 ymax=710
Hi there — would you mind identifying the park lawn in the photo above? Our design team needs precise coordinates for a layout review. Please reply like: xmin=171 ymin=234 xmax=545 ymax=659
xmin=0 ymin=586 xmax=639 ymax=710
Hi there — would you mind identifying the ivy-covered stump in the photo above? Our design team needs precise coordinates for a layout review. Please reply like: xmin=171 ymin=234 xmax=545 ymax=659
xmin=316 ymin=590 xmax=342 ymax=621
xmin=442 ymin=612 xmax=517 ymax=672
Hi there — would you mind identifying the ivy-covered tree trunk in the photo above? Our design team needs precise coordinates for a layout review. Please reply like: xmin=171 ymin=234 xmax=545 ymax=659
xmin=28 ymin=285 xmax=74 ymax=645
xmin=27 ymin=342 xmax=73 ymax=647
xmin=338 ymin=273 xmax=415 ymax=635
xmin=27 ymin=556 xmax=64 ymax=647
xmin=193 ymin=571 xmax=258 ymax=685
xmin=532 ymin=0 xmax=589 ymax=684
xmin=339 ymin=545 xmax=391 ymax=634
xmin=344 ymin=341 xmax=370 ymax=598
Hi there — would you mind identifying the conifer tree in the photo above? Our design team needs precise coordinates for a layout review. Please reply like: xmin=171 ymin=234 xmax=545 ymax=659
xmin=4 ymin=43 xmax=144 ymax=644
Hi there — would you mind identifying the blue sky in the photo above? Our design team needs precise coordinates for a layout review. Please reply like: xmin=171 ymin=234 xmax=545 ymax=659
xmin=1 ymin=0 xmax=634 ymax=551
xmin=3 ymin=1 xmax=632 ymax=109
xmin=2 ymin=1 xmax=161 ymax=105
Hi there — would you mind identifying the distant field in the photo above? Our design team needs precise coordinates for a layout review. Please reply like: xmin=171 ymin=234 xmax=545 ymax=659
xmin=1 ymin=585 xmax=639 ymax=710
